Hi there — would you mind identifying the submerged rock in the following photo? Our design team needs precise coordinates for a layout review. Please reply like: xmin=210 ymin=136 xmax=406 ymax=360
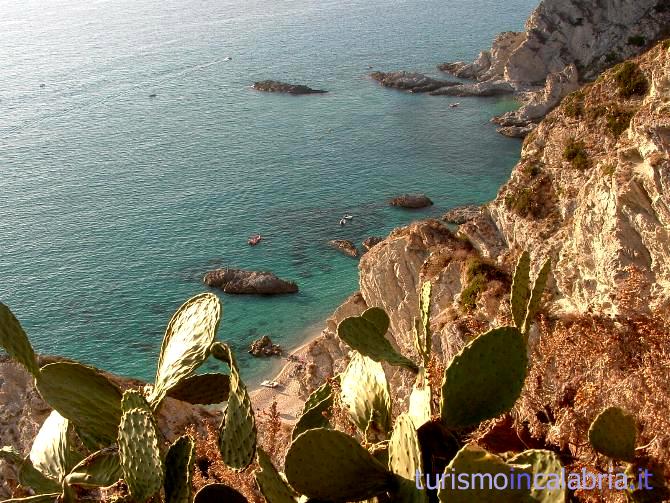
xmin=370 ymin=71 xmax=459 ymax=93
xmin=203 ymin=268 xmax=298 ymax=294
xmin=362 ymin=236 xmax=384 ymax=252
xmin=389 ymin=194 xmax=433 ymax=209
xmin=328 ymin=239 xmax=359 ymax=258
xmin=252 ymin=80 xmax=327 ymax=94
xmin=249 ymin=335 xmax=283 ymax=357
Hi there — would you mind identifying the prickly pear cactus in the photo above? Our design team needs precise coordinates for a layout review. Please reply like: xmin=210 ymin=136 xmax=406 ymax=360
xmin=64 ymin=447 xmax=122 ymax=488
xmin=362 ymin=307 xmax=391 ymax=335
xmin=508 ymin=449 xmax=566 ymax=503
xmin=165 ymin=435 xmax=196 ymax=503
xmin=292 ymin=380 xmax=333 ymax=440
xmin=510 ymin=251 xmax=531 ymax=330
xmin=150 ymin=292 xmax=221 ymax=408
xmin=0 ymin=302 xmax=40 ymax=376
xmin=440 ymin=326 xmax=527 ymax=429
xmin=285 ymin=429 xmax=396 ymax=501
xmin=35 ymin=362 xmax=123 ymax=445
xmin=522 ymin=258 xmax=551 ymax=335
xmin=212 ymin=342 xmax=257 ymax=471
xmin=29 ymin=410 xmax=82 ymax=482
xmin=255 ymin=448 xmax=299 ymax=503
xmin=438 ymin=444 xmax=530 ymax=502
xmin=408 ymin=368 xmax=431 ymax=429
xmin=117 ymin=408 xmax=164 ymax=502
xmin=193 ymin=483 xmax=248 ymax=503
xmin=167 ymin=372 xmax=231 ymax=405
xmin=414 ymin=282 xmax=432 ymax=367
xmin=588 ymin=407 xmax=637 ymax=461
xmin=341 ymin=353 xmax=391 ymax=435
xmin=121 ymin=388 xmax=152 ymax=414
xmin=389 ymin=413 xmax=428 ymax=503
xmin=338 ymin=315 xmax=418 ymax=372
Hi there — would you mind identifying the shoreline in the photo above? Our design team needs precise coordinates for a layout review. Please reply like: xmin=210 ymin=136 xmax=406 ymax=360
xmin=248 ymin=321 xmax=326 ymax=422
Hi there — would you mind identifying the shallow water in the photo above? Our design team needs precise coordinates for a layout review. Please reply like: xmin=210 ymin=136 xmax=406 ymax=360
xmin=0 ymin=0 xmax=536 ymax=383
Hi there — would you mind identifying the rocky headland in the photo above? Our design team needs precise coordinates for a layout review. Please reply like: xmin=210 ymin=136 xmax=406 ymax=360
xmin=252 ymin=80 xmax=327 ymax=95
xmin=203 ymin=268 xmax=298 ymax=294
xmin=441 ymin=0 xmax=670 ymax=135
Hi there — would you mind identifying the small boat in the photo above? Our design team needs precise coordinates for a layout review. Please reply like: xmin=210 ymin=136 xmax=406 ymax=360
xmin=260 ymin=380 xmax=279 ymax=388
xmin=343 ymin=214 xmax=353 ymax=220
xmin=339 ymin=218 xmax=347 ymax=226
xmin=450 ymin=102 xmax=460 ymax=108
xmin=149 ymin=93 xmax=157 ymax=98
xmin=248 ymin=234 xmax=262 ymax=246
xmin=224 ymin=56 xmax=232 ymax=61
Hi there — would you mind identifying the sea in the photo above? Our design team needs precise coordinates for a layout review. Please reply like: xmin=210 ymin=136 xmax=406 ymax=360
xmin=0 ymin=0 xmax=537 ymax=385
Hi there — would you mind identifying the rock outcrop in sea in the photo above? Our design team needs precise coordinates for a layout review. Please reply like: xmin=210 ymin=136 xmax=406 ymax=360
xmin=248 ymin=335 xmax=283 ymax=357
xmin=203 ymin=268 xmax=298 ymax=294
xmin=328 ymin=239 xmax=359 ymax=258
xmin=252 ymin=80 xmax=327 ymax=94
xmin=389 ymin=193 xmax=433 ymax=208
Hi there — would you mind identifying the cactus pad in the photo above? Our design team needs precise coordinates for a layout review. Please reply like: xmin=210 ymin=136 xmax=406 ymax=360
xmin=338 ymin=315 xmax=418 ymax=372
xmin=35 ymin=362 xmax=123 ymax=445
xmin=341 ymin=353 xmax=391 ymax=435
xmin=389 ymin=413 xmax=427 ymax=503
xmin=438 ymin=444 xmax=530 ymax=502
xmin=362 ymin=307 xmax=390 ymax=336
xmin=3 ymin=495 xmax=61 ymax=502
xmin=440 ymin=326 xmax=527 ymax=428
xmin=285 ymin=429 xmax=396 ymax=501
xmin=292 ymin=381 xmax=333 ymax=440
xmin=215 ymin=343 xmax=257 ymax=471
xmin=64 ymin=447 xmax=122 ymax=488
xmin=508 ymin=449 xmax=565 ymax=502
xmin=255 ymin=448 xmax=299 ymax=503
xmin=588 ymin=407 xmax=637 ymax=461
xmin=18 ymin=456 xmax=61 ymax=493
xmin=151 ymin=292 xmax=221 ymax=407
xmin=0 ymin=303 xmax=39 ymax=376
xmin=415 ymin=282 xmax=432 ymax=366
xmin=29 ymin=410 xmax=82 ymax=482
xmin=408 ymin=368 xmax=432 ymax=429
xmin=510 ymin=251 xmax=531 ymax=330
xmin=193 ymin=484 xmax=248 ymax=503
xmin=166 ymin=373 xmax=230 ymax=405
xmin=522 ymin=258 xmax=551 ymax=334
xmin=121 ymin=389 xmax=152 ymax=414
xmin=165 ymin=435 xmax=196 ymax=503
xmin=117 ymin=408 xmax=164 ymax=502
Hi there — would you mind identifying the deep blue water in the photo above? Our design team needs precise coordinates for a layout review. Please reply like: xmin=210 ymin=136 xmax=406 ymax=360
xmin=0 ymin=0 xmax=536 ymax=384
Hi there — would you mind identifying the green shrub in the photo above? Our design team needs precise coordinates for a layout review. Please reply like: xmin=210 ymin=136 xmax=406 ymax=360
xmin=627 ymin=35 xmax=646 ymax=47
xmin=601 ymin=164 xmax=616 ymax=176
xmin=605 ymin=52 xmax=619 ymax=64
xmin=522 ymin=162 xmax=542 ymax=178
xmin=460 ymin=258 xmax=508 ymax=311
xmin=614 ymin=62 xmax=649 ymax=98
xmin=563 ymin=90 xmax=585 ymax=118
xmin=606 ymin=109 xmax=635 ymax=138
xmin=563 ymin=138 xmax=590 ymax=169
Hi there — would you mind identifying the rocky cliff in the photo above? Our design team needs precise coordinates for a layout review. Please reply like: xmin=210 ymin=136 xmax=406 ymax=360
xmin=442 ymin=0 xmax=670 ymax=134
xmin=284 ymin=41 xmax=670 ymax=495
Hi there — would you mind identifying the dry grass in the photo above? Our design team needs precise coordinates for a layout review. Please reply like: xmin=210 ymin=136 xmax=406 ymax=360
xmin=512 ymin=312 xmax=670 ymax=493
xmin=184 ymin=423 xmax=263 ymax=502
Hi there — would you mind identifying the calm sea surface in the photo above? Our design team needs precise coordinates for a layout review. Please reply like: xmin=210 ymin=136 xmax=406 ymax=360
xmin=0 ymin=0 xmax=536 ymax=383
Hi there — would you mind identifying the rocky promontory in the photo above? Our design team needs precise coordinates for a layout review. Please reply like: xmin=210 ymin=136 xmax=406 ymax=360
xmin=369 ymin=71 xmax=458 ymax=93
xmin=203 ymin=268 xmax=298 ymax=294
xmin=252 ymin=80 xmax=327 ymax=95
xmin=440 ymin=0 xmax=670 ymax=134
xmin=362 ymin=236 xmax=383 ymax=251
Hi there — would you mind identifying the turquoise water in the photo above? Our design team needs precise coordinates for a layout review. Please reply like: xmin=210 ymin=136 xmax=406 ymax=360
xmin=0 ymin=0 xmax=535 ymax=384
